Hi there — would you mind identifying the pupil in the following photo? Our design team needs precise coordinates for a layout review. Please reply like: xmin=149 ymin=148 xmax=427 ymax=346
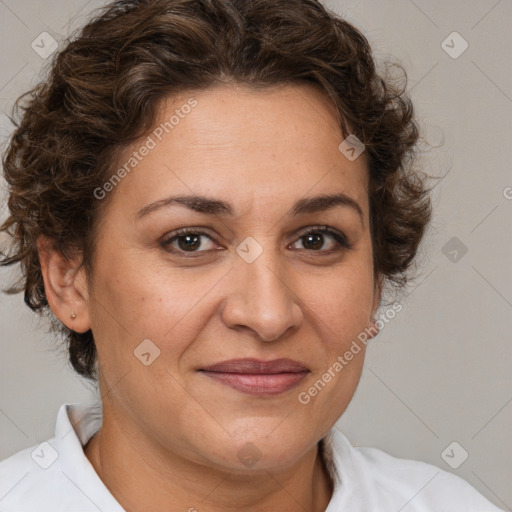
xmin=179 ymin=235 xmax=200 ymax=251
xmin=305 ymin=233 xmax=323 ymax=250
xmin=176 ymin=233 xmax=325 ymax=252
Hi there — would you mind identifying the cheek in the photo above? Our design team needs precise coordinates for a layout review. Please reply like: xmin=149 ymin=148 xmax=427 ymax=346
xmin=295 ymin=262 xmax=374 ymax=416
xmin=89 ymin=253 xmax=223 ymax=369
xmin=302 ymin=263 xmax=375 ymax=346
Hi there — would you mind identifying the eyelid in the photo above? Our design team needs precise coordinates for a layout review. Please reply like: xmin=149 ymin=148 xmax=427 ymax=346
xmin=161 ymin=225 xmax=352 ymax=254
xmin=293 ymin=225 xmax=349 ymax=244
xmin=161 ymin=227 xmax=219 ymax=252
xmin=289 ymin=225 xmax=352 ymax=253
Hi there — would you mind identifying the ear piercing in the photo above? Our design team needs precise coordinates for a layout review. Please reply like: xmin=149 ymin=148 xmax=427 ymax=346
xmin=70 ymin=312 xmax=77 ymax=319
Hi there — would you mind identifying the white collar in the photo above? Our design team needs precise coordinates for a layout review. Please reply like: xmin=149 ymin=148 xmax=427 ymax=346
xmin=53 ymin=401 xmax=124 ymax=511
xmin=54 ymin=402 xmax=361 ymax=509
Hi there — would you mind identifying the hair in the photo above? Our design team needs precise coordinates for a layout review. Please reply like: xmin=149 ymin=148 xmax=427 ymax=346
xmin=0 ymin=0 xmax=432 ymax=382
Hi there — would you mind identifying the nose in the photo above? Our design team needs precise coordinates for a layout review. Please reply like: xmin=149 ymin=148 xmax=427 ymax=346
xmin=220 ymin=247 xmax=304 ymax=342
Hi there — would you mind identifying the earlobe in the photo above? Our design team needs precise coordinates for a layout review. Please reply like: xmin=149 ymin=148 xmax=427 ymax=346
xmin=36 ymin=235 xmax=92 ymax=333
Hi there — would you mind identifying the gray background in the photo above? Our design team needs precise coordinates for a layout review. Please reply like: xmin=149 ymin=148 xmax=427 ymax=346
xmin=0 ymin=0 xmax=511 ymax=509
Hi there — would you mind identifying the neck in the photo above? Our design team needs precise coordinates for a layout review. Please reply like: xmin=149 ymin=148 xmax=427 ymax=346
xmin=84 ymin=406 xmax=334 ymax=512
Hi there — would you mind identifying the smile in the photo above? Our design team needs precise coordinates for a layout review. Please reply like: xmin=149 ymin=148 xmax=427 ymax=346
xmin=198 ymin=358 xmax=310 ymax=396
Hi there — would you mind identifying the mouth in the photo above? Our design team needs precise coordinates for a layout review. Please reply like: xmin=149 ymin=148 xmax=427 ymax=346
xmin=198 ymin=358 xmax=310 ymax=396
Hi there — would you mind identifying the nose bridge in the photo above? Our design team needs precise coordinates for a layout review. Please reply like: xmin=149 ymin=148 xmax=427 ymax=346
xmin=221 ymin=236 xmax=303 ymax=341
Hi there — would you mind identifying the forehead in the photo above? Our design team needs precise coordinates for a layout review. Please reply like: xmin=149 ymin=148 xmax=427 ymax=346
xmin=155 ymin=82 xmax=347 ymax=155
xmin=106 ymin=82 xmax=370 ymax=220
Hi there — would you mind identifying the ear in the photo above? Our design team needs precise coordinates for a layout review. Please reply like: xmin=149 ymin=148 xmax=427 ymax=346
xmin=367 ymin=274 xmax=383 ymax=339
xmin=36 ymin=235 xmax=92 ymax=334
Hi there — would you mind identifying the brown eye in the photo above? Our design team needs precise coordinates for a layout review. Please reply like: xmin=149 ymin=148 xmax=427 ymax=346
xmin=162 ymin=229 xmax=217 ymax=253
xmin=301 ymin=232 xmax=328 ymax=250
xmin=176 ymin=233 xmax=202 ymax=251
xmin=290 ymin=226 xmax=351 ymax=252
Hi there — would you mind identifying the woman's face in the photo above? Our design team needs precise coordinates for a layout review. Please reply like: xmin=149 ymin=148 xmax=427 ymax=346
xmin=82 ymin=82 xmax=380 ymax=471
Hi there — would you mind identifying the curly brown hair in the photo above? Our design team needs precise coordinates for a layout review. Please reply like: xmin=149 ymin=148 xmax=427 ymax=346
xmin=0 ymin=0 xmax=432 ymax=382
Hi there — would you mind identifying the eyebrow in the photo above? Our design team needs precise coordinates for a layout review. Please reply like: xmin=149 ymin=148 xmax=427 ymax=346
xmin=135 ymin=192 xmax=364 ymax=225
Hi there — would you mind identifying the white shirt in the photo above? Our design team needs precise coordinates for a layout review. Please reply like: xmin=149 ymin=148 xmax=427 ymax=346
xmin=0 ymin=402 xmax=504 ymax=511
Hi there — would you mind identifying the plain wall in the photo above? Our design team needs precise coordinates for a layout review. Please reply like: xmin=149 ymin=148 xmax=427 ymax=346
xmin=0 ymin=0 xmax=511 ymax=509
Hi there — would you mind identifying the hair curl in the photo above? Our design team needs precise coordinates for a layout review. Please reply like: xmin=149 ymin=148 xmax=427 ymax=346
xmin=0 ymin=0 xmax=432 ymax=382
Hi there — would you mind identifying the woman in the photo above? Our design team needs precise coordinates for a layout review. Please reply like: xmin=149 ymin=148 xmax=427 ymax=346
xmin=0 ymin=0 xmax=504 ymax=510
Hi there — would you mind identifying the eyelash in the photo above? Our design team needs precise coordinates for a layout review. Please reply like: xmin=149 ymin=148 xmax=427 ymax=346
xmin=161 ymin=225 xmax=352 ymax=257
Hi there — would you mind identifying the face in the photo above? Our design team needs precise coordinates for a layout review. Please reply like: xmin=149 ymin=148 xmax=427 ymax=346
xmin=64 ymin=83 xmax=380 ymax=472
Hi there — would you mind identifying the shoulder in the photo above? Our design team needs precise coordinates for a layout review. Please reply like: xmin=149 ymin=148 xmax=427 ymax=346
xmin=0 ymin=402 xmax=124 ymax=512
xmin=355 ymin=444 xmax=504 ymax=511
xmin=0 ymin=440 xmax=69 ymax=511
xmin=328 ymin=430 xmax=504 ymax=511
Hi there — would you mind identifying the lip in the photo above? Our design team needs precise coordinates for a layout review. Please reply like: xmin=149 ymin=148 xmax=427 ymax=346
xmin=199 ymin=358 xmax=310 ymax=396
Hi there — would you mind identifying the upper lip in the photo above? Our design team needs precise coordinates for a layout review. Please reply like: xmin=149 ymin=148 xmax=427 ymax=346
xmin=200 ymin=358 xmax=310 ymax=374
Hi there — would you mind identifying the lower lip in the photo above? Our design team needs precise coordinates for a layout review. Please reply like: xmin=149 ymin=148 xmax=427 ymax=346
xmin=200 ymin=371 xmax=309 ymax=395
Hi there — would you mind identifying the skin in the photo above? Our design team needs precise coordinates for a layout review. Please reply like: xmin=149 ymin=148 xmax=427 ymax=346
xmin=37 ymin=82 xmax=381 ymax=512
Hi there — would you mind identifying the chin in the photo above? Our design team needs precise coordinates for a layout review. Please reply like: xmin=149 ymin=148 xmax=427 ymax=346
xmin=197 ymin=422 xmax=319 ymax=473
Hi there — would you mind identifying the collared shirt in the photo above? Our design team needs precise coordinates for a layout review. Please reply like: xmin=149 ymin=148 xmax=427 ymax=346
xmin=0 ymin=402 xmax=504 ymax=511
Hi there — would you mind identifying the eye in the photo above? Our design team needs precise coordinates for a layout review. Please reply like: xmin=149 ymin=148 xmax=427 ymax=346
xmin=290 ymin=226 xmax=351 ymax=253
xmin=162 ymin=228 xmax=218 ymax=254
xmin=161 ymin=225 xmax=352 ymax=257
